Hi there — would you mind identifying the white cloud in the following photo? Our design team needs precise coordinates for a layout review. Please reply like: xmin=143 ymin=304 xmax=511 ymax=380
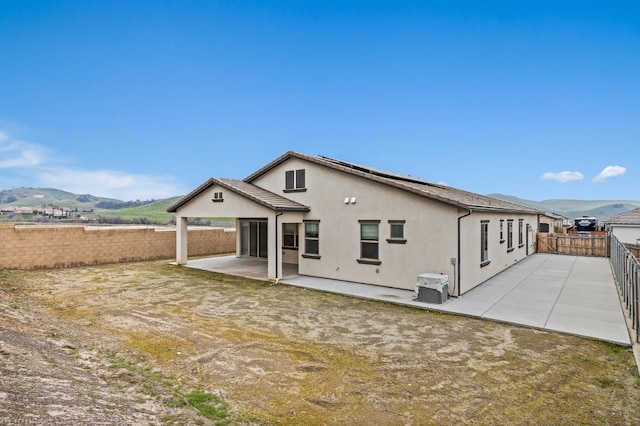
xmin=540 ymin=171 xmax=584 ymax=183
xmin=0 ymin=129 xmax=187 ymax=200
xmin=35 ymin=167 xmax=187 ymax=200
xmin=593 ymin=165 xmax=626 ymax=182
xmin=0 ymin=133 xmax=49 ymax=169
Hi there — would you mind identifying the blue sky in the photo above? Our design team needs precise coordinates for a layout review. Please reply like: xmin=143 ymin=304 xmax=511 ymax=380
xmin=0 ymin=1 xmax=638 ymax=201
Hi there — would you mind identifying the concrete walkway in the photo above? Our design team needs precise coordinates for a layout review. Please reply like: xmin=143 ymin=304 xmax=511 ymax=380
xmin=185 ymin=254 xmax=631 ymax=346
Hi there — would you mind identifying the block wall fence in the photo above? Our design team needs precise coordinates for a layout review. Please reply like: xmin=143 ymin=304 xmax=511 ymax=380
xmin=0 ymin=224 xmax=236 ymax=270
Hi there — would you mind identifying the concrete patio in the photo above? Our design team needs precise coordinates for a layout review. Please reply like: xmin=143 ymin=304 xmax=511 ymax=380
xmin=184 ymin=253 xmax=631 ymax=346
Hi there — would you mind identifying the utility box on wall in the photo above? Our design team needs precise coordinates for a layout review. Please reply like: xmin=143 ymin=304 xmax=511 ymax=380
xmin=416 ymin=273 xmax=449 ymax=304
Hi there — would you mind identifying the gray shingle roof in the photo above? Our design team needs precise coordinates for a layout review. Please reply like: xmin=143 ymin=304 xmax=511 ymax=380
xmin=603 ymin=207 xmax=640 ymax=225
xmin=246 ymin=151 xmax=541 ymax=214
xmin=166 ymin=177 xmax=310 ymax=213
xmin=169 ymin=151 xmax=542 ymax=215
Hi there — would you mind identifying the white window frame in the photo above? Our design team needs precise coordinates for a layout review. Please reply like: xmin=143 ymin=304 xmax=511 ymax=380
xmin=507 ymin=220 xmax=514 ymax=252
xmin=302 ymin=220 xmax=320 ymax=259
xmin=282 ymin=223 xmax=298 ymax=249
xmin=284 ymin=169 xmax=306 ymax=192
xmin=518 ymin=219 xmax=524 ymax=248
xmin=481 ymin=220 xmax=490 ymax=266
xmin=358 ymin=220 xmax=381 ymax=264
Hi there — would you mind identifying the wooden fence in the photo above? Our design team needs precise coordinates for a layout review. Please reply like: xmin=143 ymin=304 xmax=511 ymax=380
xmin=567 ymin=230 xmax=607 ymax=236
xmin=625 ymin=243 xmax=640 ymax=261
xmin=536 ymin=233 xmax=608 ymax=257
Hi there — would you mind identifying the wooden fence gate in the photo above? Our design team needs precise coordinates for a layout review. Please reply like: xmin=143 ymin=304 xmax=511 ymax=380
xmin=536 ymin=233 xmax=608 ymax=257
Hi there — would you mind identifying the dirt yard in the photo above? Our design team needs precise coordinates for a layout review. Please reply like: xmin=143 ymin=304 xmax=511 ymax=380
xmin=1 ymin=260 xmax=640 ymax=425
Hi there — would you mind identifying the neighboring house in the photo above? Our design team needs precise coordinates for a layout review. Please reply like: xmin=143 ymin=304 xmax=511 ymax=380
xmin=603 ymin=207 xmax=640 ymax=244
xmin=42 ymin=207 xmax=70 ymax=219
xmin=14 ymin=207 xmax=36 ymax=215
xmin=168 ymin=152 xmax=542 ymax=296
xmin=539 ymin=213 xmax=569 ymax=233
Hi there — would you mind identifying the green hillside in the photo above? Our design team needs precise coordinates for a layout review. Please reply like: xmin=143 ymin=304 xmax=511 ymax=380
xmin=489 ymin=194 xmax=640 ymax=220
xmin=0 ymin=187 xmax=169 ymax=222
xmin=0 ymin=187 xmax=119 ymax=209
xmin=83 ymin=197 xmax=234 ymax=226
xmin=81 ymin=197 xmax=179 ymax=223
xmin=0 ymin=188 xmax=234 ymax=226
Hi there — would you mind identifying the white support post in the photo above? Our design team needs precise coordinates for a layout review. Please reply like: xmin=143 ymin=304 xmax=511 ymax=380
xmin=176 ymin=216 xmax=188 ymax=265
xmin=276 ymin=216 xmax=283 ymax=279
xmin=235 ymin=218 xmax=241 ymax=257
xmin=267 ymin=215 xmax=276 ymax=280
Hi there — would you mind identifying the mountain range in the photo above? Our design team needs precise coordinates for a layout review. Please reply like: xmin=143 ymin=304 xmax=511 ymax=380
xmin=0 ymin=187 xmax=181 ymax=222
xmin=488 ymin=194 xmax=640 ymax=220
xmin=1 ymin=187 xmax=638 ymax=221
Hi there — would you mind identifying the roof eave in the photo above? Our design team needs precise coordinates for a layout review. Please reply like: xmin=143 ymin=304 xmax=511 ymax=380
xmin=239 ymin=193 xmax=310 ymax=212
xmin=167 ymin=178 xmax=216 ymax=213
xmin=168 ymin=177 xmax=311 ymax=213
xmin=463 ymin=205 xmax=541 ymax=214
xmin=244 ymin=151 xmax=299 ymax=182
xmin=236 ymin=150 xmax=542 ymax=215
xmin=275 ymin=206 xmax=311 ymax=212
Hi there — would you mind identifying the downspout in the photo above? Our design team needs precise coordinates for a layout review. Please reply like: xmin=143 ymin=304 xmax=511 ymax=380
xmin=275 ymin=210 xmax=283 ymax=282
xmin=457 ymin=209 xmax=473 ymax=297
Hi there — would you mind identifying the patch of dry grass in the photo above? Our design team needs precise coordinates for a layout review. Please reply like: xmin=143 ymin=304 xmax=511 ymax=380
xmin=3 ymin=261 xmax=640 ymax=425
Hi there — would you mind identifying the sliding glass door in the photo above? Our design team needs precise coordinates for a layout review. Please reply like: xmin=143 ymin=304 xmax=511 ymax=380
xmin=240 ymin=220 xmax=268 ymax=259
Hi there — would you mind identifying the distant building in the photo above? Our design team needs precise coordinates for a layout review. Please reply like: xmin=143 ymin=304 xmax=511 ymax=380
xmin=539 ymin=213 xmax=569 ymax=233
xmin=14 ymin=207 xmax=36 ymax=215
xmin=603 ymin=207 xmax=640 ymax=244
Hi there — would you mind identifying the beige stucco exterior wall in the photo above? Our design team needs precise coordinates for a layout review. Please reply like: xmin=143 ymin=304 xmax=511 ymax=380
xmin=0 ymin=224 xmax=235 ymax=270
xmin=539 ymin=215 xmax=562 ymax=233
xmin=173 ymin=184 xmax=275 ymax=219
xmin=458 ymin=212 xmax=538 ymax=294
xmin=251 ymin=158 xmax=460 ymax=291
xmin=173 ymin=183 xmax=307 ymax=279
xmin=175 ymin=183 xmax=272 ymax=273
xmin=610 ymin=225 xmax=640 ymax=244
xmin=170 ymin=155 xmax=538 ymax=294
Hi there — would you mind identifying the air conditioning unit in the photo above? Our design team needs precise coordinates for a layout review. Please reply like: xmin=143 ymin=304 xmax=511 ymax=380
xmin=416 ymin=273 xmax=449 ymax=304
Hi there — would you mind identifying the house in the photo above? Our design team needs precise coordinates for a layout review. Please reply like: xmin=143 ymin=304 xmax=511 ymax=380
xmin=539 ymin=212 xmax=569 ymax=233
xmin=168 ymin=151 xmax=542 ymax=296
xmin=0 ymin=206 xmax=15 ymax=214
xmin=14 ymin=207 xmax=36 ymax=215
xmin=603 ymin=207 xmax=640 ymax=245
